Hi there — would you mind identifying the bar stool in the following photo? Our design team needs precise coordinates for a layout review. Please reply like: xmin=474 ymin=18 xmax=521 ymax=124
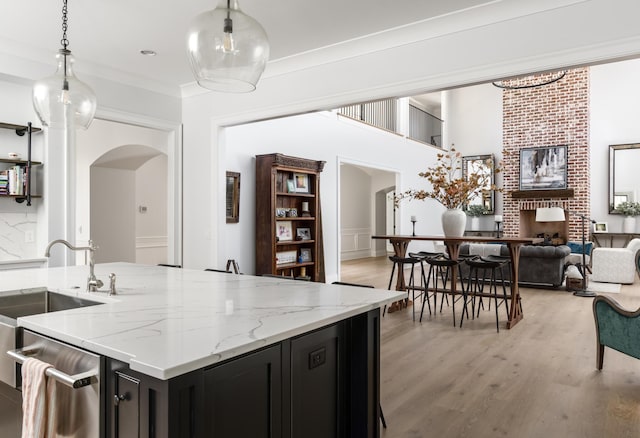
xmin=410 ymin=251 xmax=450 ymax=309
xmin=461 ymin=255 xmax=510 ymax=332
xmin=387 ymin=255 xmax=422 ymax=321
xmin=420 ymin=255 xmax=465 ymax=326
xmin=408 ymin=251 xmax=441 ymax=316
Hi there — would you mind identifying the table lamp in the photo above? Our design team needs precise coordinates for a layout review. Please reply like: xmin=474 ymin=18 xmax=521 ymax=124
xmin=535 ymin=207 xmax=565 ymax=245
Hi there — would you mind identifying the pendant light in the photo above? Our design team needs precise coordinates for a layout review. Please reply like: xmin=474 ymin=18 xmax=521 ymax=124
xmin=186 ymin=0 xmax=269 ymax=92
xmin=32 ymin=0 xmax=97 ymax=129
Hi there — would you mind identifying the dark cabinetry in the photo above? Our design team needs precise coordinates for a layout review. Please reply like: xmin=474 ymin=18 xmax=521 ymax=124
xmin=113 ymin=371 xmax=140 ymax=437
xmin=106 ymin=309 xmax=380 ymax=438
xmin=204 ymin=344 xmax=282 ymax=437
xmin=291 ymin=322 xmax=346 ymax=437
xmin=255 ymin=153 xmax=325 ymax=281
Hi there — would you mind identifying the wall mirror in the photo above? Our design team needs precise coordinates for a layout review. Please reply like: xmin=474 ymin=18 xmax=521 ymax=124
xmin=226 ymin=171 xmax=240 ymax=223
xmin=609 ymin=144 xmax=640 ymax=213
xmin=462 ymin=154 xmax=495 ymax=214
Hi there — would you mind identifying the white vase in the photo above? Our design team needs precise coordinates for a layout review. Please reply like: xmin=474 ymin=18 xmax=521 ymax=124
xmin=470 ymin=217 xmax=480 ymax=231
xmin=623 ymin=216 xmax=636 ymax=233
xmin=442 ymin=209 xmax=466 ymax=237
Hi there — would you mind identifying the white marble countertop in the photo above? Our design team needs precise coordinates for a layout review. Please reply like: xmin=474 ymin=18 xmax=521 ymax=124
xmin=5 ymin=263 xmax=403 ymax=380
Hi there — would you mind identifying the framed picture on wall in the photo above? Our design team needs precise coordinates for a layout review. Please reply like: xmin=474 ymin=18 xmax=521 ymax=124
xmin=593 ymin=222 xmax=608 ymax=233
xmin=519 ymin=145 xmax=567 ymax=190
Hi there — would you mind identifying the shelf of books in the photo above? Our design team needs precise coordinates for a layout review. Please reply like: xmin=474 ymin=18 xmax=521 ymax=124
xmin=0 ymin=122 xmax=42 ymax=205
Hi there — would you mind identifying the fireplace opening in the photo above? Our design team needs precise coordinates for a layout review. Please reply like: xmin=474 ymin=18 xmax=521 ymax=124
xmin=519 ymin=210 xmax=568 ymax=244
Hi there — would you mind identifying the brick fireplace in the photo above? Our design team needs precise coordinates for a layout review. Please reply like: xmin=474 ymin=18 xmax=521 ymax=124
xmin=501 ymin=68 xmax=590 ymax=242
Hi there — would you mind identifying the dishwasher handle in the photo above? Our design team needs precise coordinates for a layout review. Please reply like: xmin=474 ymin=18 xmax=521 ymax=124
xmin=7 ymin=347 xmax=97 ymax=389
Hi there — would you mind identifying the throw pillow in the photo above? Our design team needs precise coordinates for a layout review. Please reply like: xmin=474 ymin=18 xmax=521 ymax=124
xmin=567 ymin=241 xmax=593 ymax=255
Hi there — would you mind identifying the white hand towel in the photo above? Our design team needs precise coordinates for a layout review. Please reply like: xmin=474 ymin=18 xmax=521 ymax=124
xmin=21 ymin=357 xmax=57 ymax=438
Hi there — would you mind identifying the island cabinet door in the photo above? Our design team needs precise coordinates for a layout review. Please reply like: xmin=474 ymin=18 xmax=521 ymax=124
xmin=203 ymin=344 xmax=282 ymax=438
xmin=290 ymin=322 xmax=346 ymax=438
xmin=113 ymin=371 xmax=140 ymax=437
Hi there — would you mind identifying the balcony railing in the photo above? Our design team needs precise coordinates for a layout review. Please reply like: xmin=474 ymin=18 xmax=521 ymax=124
xmin=408 ymin=104 xmax=442 ymax=147
xmin=337 ymin=98 xmax=397 ymax=133
xmin=337 ymin=98 xmax=443 ymax=148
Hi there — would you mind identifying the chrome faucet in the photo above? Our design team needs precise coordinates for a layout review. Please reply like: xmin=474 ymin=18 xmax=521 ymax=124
xmin=45 ymin=239 xmax=104 ymax=292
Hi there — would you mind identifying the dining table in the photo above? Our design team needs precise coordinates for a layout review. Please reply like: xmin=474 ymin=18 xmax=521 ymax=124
xmin=371 ymin=235 xmax=542 ymax=329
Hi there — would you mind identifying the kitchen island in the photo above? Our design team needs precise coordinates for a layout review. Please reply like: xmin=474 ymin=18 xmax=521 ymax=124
xmin=1 ymin=263 xmax=403 ymax=437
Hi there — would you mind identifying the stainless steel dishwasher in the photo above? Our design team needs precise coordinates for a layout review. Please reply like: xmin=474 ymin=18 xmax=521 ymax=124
xmin=7 ymin=330 xmax=103 ymax=437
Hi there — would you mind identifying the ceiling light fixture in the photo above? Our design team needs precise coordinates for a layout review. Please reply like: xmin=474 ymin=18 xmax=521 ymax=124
xmin=492 ymin=71 xmax=567 ymax=90
xmin=32 ymin=0 xmax=97 ymax=129
xmin=140 ymin=49 xmax=157 ymax=56
xmin=186 ymin=0 xmax=269 ymax=92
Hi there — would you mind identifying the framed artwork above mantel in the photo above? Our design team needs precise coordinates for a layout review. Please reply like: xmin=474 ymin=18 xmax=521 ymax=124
xmin=519 ymin=145 xmax=568 ymax=191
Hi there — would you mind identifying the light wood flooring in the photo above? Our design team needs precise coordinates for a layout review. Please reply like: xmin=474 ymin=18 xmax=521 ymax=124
xmin=341 ymin=256 xmax=640 ymax=438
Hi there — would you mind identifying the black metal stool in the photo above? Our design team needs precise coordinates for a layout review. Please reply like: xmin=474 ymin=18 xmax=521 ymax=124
xmin=409 ymin=251 xmax=442 ymax=318
xmin=461 ymin=255 xmax=511 ymax=332
xmin=420 ymin=255 xmax=465 ymax=326
xmin=387 ymin=255 xmax=421 ymax=321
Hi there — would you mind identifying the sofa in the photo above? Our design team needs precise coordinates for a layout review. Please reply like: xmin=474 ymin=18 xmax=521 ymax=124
xmin=458 ymin=243 xmax=571 ymax=288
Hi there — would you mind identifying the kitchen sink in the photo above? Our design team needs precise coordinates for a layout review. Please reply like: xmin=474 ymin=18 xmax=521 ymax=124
xmin=0 ymin=290 xmax=101 ymax=388
xmin=0 ymin=290 xmax=100 ymax=320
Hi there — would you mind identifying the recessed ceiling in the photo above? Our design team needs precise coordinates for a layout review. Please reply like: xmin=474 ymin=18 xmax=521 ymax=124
xmin=0 ymin=0 xmax=493 ymax=94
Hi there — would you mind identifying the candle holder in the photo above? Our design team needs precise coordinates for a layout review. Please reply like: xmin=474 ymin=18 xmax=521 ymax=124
xmin=494 ymin=220 xmax=503 ymax=238
xmin=411 ymin=219 xmax=417 ymax=236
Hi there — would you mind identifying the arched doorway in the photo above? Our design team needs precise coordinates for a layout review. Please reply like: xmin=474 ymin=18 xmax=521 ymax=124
xmin=76 ymin=118 xmax=180 ymax=266
xmin=90 ymin=145 xmax=167 ymax=264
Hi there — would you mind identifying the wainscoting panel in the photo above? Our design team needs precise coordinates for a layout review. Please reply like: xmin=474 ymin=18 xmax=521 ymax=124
xmin=136 ymin=236 xmax=168 ymax=265
xmin=341 ymin=228 xmax=372 ymax=261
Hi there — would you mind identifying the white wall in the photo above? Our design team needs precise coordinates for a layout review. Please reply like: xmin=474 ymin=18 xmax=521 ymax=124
xmin=340 ymin=165 xmax=372 ymax=261
xmin=0 ymin=72 xmax=180 ymax=266
xmin=0 ymin=81 xmax=44 ymax=262
xmin=135 ymin=154 xmax=168 ymax=265
xmin=591 ymin=58 xmax=640 ymax=233
xmin=445 ymin=83 xmax=503 ymax=231
xmin=183 ymin=0 xmax=640 ymax=276
xmin=224 ymin=112 xmax=444 ymax=281
xmin=76 ymin=120 xmax=170 ymax=249
xmin=90 ymin=166 xmax=136 ymax=263
xmin=370 ymin=170 xmax=396 ymax=255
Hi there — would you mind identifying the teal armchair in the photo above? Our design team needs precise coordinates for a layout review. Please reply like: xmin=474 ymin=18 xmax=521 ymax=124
xmin=593 ymin=295 xmax=640 ymax=370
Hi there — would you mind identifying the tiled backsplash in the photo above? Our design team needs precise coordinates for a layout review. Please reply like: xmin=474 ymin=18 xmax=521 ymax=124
xmin=0 ymin=212 xmax=37 ymax=260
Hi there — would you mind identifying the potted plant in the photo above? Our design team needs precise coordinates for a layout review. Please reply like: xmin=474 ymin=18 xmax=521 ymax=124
xmin=396 ymin=147 xmax=501 ymax=237
xmin=465 ymin=204 xmax=487 ymax=231
xmin=615 ymin=201 xmax=640 ymax=233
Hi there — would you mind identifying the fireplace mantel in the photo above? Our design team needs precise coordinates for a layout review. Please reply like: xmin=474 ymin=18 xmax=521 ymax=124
xmin=511 ymin=189 xmax=574 ymax=199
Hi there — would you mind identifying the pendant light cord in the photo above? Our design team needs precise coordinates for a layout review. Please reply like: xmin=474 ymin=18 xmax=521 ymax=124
xmin=61 ymin=0 xmax=69 ymax=51
xmin=224 ymin=0 xmax=233 ymax=33
xmin=61 ymin=0 xmax=70 ymax=90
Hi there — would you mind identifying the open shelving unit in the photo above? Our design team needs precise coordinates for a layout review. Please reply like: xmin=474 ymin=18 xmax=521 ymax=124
xmin=0 ymin=122 xmax=42 ymax=205
xmin=255 ymin=153 xmax=325 ymax=282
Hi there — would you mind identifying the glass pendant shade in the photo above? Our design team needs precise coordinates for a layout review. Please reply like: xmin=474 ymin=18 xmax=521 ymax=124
xmin=32 ymin=49 xmax=97 ymax=130
xmin=186 ymin=0 xmax=269 ymax=92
